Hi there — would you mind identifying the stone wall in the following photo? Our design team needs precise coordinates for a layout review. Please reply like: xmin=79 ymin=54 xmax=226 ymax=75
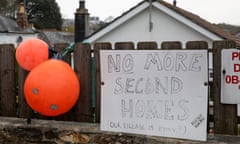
xmin=0 ymin=117 xmax=240 ymax=144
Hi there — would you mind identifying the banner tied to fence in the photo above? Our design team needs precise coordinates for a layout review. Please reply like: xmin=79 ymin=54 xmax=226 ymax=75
xmin=100 ymin=50 xmax=208 ymax=141
xmin=221 ymin=48 xmax=240 ymax=104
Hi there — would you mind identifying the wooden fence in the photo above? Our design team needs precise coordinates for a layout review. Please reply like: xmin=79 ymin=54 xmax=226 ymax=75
xmin=0 ymin=40 xmax=238 ymax=135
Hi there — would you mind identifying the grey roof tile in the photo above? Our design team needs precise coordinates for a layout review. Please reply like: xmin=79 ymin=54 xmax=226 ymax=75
xmin=0 ymin=15 xmax=21 ymax=32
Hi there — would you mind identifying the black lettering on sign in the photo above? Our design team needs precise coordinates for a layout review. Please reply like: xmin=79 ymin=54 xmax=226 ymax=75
xmin=121 ymin=99 xmax=190 ymax=121
xmin=143 ymin=52 xmax=203 ymax=72
xmin=108 ymin=54 xmax=134 ymax=73
xmin=114 ymin=77 xmax=183 ymax=95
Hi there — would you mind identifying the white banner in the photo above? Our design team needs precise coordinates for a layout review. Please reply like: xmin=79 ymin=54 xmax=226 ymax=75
xmin=100 ymin=50 xmax=208 ymax=141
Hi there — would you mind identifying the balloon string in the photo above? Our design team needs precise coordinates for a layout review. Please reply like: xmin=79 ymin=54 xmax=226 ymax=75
xmin=62 ymin=42 xmax=75 ymax=57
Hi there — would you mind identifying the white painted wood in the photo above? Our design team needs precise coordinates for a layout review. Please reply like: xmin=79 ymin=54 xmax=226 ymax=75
xmin=86 ymin=1 xmax=223 ymax=48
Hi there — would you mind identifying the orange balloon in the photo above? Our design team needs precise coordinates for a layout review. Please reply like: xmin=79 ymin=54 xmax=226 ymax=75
xmin=16 ymin=38 xmax=49 ymax=71
xmin=24 ymin=59 xmax=80 ymax=116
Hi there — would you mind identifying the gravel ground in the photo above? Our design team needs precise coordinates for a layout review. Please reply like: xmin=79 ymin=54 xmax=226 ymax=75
xmin=0 ymin=117 xmax=240 ymax=144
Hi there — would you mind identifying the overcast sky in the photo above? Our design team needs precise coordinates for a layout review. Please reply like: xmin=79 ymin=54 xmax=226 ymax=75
xmin=56 ymin=0 xmax=240 ymax=25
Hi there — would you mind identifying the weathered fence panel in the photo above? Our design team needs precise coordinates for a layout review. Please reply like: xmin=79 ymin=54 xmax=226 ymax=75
xmin=137 ymin=41 xmax=158 ymax=49
xmin=0 ymin=44 xmax=16 ymax=117
xmin=213 ymin=40 xmax=238 ymax=135
xmin=161 ymin=41 xmax=182 ymax=49
xmin=44 ymin=43 xmax=75 ymax=121
xmin=53 ymin=43 xmax=72 ymax=64
xmin=74 ymin=43 xmax=93 ymax=122
xmin=115 ymin=42 xmax=134 ymax=50
xmin=186 ymin=41 xmax=208 ymax=49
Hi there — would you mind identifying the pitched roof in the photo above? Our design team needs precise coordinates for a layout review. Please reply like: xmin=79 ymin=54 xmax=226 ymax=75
xmin=39 ymin=30 xmax=74 ymax=47
xmin=156 ymin=0 xmax=240 ymax=46
xmin=0 ymin=15 xmax=36 ymax=33
xmin=0 ymin=15 xmax=20 ymax=32
xmin=87 ymin=0 xmax=240 ymax=46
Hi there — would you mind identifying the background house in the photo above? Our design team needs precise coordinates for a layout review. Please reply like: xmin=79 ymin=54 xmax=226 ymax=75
xmin=0 ymin=2 xmax=74 ymax=48
xmin=0 ymin=14 xmax=74 ymax=48
xmin=0 ymin=14 xmax=38 ymax=47
xmin=0 ymin=3 xmax=39 ymax=47
xmin=85 ymin=0 xmax=240 ymax=48
xmin=39 ymin=30 xmax=74 ymax=47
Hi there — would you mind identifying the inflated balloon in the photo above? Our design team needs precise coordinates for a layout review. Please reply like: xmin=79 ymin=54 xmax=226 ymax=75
xmin=24 ymin=59 xmax=80 ymax=116
xmin=16 ymin=38 xmax=49 ymax=71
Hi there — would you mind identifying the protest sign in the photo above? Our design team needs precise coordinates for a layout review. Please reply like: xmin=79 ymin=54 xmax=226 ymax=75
xmin=100 ymin=50 xmax=208 ymax=141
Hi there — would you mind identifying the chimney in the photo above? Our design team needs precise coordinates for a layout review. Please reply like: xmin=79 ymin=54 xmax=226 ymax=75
xmin=19 ymin=2 xmax=25 ymax=13
xmin=173 ymin=0 xmax=177 ymax=6
xmin=74 ymin=0 xmax=89 ymax=42
xmin=16 ymin=2 xmax=30 ymax=29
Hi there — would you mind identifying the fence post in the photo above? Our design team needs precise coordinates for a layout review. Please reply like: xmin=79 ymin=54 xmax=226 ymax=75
xmin=74 ymin=43 xmax=93 ymax=122
xmin=0 ymin=44 xmax=16 ymax=117
xmin=94 ymin=43 xmax=112 ymax=122
xmin=213 ymin=40 xmax=238 ymax=135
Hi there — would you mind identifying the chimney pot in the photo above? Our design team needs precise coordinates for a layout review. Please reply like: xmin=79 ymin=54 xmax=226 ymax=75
xmin=17 ymin=2 xmax=30 ymax=29
xmin=75 ymin=0 xmax=89 ymax=42
xmin=19 ymin=2 xmax=25 ymax=13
